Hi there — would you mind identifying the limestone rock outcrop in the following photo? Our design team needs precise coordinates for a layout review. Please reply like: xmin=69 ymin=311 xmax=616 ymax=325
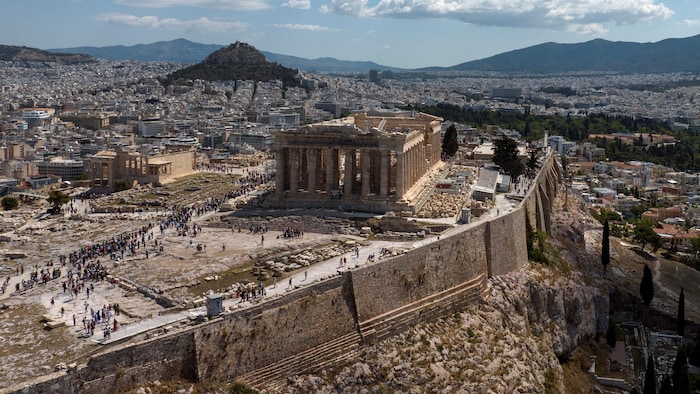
xmin=286 ymin=265 xmax=609 ymax=393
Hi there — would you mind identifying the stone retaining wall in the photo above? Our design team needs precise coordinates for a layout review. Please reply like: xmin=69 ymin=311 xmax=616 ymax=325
xmin=7 ymin=153 xmax=559 ymax=394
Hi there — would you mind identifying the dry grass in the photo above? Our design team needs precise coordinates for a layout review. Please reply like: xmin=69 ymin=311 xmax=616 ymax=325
xmin=560 ymin=340 xmax=598 ymax=393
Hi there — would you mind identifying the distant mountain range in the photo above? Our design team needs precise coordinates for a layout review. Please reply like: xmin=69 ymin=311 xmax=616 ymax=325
xmin=48 ymin=39 xmax=400 ymax=73
xmin=49 ymin=38 xmax=221 ymax=64
xmin=431 ymin=35 xmax=700 ymax=74
xmin=24 ymin=34 xmax=700 ymax=73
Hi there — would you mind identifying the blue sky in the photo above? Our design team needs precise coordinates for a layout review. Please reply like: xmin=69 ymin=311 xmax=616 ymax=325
xmin=2 ymin=0 xmax=699 ymax=69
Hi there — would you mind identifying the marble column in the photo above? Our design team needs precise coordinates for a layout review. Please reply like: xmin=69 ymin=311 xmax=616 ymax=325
xmin=408 ymin=146 xmax=415 ymax=188
xmin=361 ymin=149 xmax=371 ymax=196
xmin=380 ymin=150 xmax=389 ymax=196
xmin=275 ymin=148 xmax=286 ymax=196
xmin=325 ymin=148 xmax=335 ymax=193
xmin=290 ymin=148 xmax=299 ymax=193
xmin=425 ymin=143 xmax=432 ymax=170
xmin=308 ymin=148 xmax=317 ymax=193
xmin=299 ymin=148 xmax=308 ymax=190
xmin=419 ymin=144 xmax=425 ymax=176
xmin=395 ymin=151 xmax=404 ymax=199
xmin=344 ymin=149 xmax=353 ymax=196
xmin=407 ymin=146 xmax=418 ymax=189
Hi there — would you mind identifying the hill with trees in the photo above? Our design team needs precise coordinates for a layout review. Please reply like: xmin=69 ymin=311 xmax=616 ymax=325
xmin=161 ymin=41 xmax=300 ymax=88
xmin=0 ymin=45 xmax=94 ymax=65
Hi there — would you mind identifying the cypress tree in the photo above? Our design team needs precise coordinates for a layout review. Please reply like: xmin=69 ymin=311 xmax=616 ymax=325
xmin=659 ymin=375 xmax=673 ymax=394
xmin=527 ymin=150 xmax=537 ymax=171
xmin=606 ymin=317 xmax=617 ymax=349
xmin=690 ymin=331 xmax=700 ymax=367
xmin=493 ymin=137 xmax=525 ymax=178
xmin=640 ymin=264 xmax=654 ymax=305
xmin=602 ymin=219 xmax=610 ymax=276
xmin=677 ymin=288 xmax=685 ymax=336
xmin=442 ymin=124 xmax=458 ymax=157
xmin=672 ymin=348 xmax=690 ymax=394
xmin=643 ymin=357 xmax=656 ymax=394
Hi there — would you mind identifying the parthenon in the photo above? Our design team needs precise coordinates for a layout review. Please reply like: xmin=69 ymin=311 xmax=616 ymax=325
xmin=269 ymin=112 xmax=444 ymax=213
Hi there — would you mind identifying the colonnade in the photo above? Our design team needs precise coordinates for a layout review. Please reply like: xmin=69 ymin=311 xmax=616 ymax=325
xmin=276 ymin=147 xmax=387 ymax=197
xmin=123 ymin=157 xmax=147 ymax=176
xmin=276 ymin=141 xmax=435 ymax=201
xmin=92 ymin=161 xmax=113 ymax=188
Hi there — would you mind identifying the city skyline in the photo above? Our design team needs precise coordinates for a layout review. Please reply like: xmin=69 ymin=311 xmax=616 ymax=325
xmin=1 ymin=0 xmax=699 ymax=69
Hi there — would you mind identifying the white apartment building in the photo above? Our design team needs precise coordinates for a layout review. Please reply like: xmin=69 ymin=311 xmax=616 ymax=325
xmin=138 ymin=119 xmax=166 ymax=137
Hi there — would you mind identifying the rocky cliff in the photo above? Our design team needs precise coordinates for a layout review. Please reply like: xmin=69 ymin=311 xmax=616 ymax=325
xmin=285 ymin=265 xmax=609 ymax=393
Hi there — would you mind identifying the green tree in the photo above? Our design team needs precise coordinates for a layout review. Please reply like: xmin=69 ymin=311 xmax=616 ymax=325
xmin=629 ymin=204 xmax=647 ymax=220
xmin=527 ymin=150 xmax=537 ymax=171
xmin=677 ymin=287 xmax=685 ymax=336
xmin=442 ymin=124 xmax=459 ymax=157
xmin=524 ymin=119 xmax=532 ymax=137
xmin=114 ymin=178 xmax=131 ymax=192
xmin=659 ymin=375 xmax=673 ymax=394
xmin=643 ymin=357 xmax=656 ymax=394
xmin=634 ymin=220 xmax=661 ymax=252
xmin=493 ymin=137 xmax=525 ymax=178
xmin=230 ymin=381 xmax=259 ymax=394
xmin=690 ymin=331 xmax=700 ymax=366
xmin=690 ymin=236 xmax=700 ymax=258
xmin=602 ymin=219 xmax=610 ymax=275
xmin=606 ymin=317 xmax=618 ymax=349
xmin=594 ymin=207 xmax=621 ymax=225
xmin=561 ymin=155 xmax=568 ymax=174
xmin=47 ymin=190 xmax=70 ymax=211
xmin=672 ymin=348 xmax=690 ymax=394
xmin=640 ymin=263 xmax=655 ymax=305
xmin=1 ymin=196 xmax=19 ymax=211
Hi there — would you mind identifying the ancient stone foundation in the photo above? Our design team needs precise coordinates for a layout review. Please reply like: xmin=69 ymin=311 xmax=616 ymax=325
xmin=9 ymin=153 xmax=560 ymax=394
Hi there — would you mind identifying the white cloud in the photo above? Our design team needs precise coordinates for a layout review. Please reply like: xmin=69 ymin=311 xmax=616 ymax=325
xmin=273 ymin=23 xmax=334 ymax=31
xmin=97 ymin=13 xmax=249 ymax=32
xmin=320 ymin=0 xmax=673 ymax=34
xmin=683 ymin=19 xmax=700 ymax=26
xmin=282 ymin=0 xmax=311 ymax=9
xmin=566 ymin=23 xmax=608 ymax=35
xmin=114 ymin=0 xmax=271 ymax=11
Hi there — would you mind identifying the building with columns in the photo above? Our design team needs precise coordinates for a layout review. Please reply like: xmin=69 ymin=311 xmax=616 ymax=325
xmin=269 ymin=112 xmax=444 ymax=213
xmin=88 ymin=146 xmax=197 ymax=191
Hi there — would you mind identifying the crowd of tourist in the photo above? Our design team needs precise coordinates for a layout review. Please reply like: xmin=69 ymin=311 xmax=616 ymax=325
xmin=281 ymin=227 xmax=303 ymax=239
xmin=3 ymin=164 xmax=282 ymax=341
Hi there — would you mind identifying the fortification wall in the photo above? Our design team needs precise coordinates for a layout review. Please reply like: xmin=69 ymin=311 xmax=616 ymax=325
xmin=10 ymin=331 xmax=197 ymax=394
xmin=79 ymin=330 xmax=197 ymax=392
xmin=7 ymin=153 xmax=560 ymax=394
xmin=352 ymin=224 xmax=488 ymax=322
xmin=486 ymin=152 xmax=558 ymax=276
xmin=486 ymin=208 xmax=528 ymax=277
xmin=194 ymin=275 xmax=358 ymax=382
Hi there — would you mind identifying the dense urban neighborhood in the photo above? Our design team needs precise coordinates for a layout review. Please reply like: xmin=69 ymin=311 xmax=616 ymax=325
xmin=1 ymin=42 xmax=700 ymax=393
